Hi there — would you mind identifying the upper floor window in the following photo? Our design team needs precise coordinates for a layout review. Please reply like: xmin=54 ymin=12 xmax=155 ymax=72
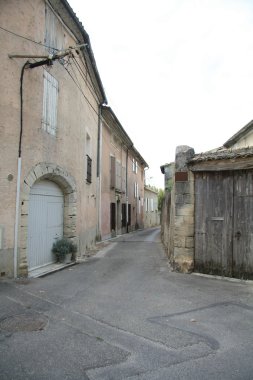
xmin=110 ymin=156 xmax=116 ymax=189
xmin=86 ymin=133 xmax=92 ymax=183
xmin=134 ymin=182 xmax=139 ymax=198
xmin=42 ymin=70 xmax=58 ymax=136
xmin=86 ymin=155 xmax=92 ymax=183
xmin=132 ymin=159 xmax=138 ymax=174
xmin=45 ymin=4 xmax=64 ymax=53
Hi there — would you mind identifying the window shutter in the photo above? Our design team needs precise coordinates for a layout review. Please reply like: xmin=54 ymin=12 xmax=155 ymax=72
xmin=110 ymin=156 xmax=116 ymax=188
xmin=86 ymin=155 xmax=92 ymax=183
xmin=116 ymin=161 xmax=121 ymax=191
xmin=42 ymin=70 xmax=58 ymax=135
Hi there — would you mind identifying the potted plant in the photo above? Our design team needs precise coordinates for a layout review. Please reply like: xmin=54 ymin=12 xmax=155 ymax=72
xmin=52 ymin=238 xmax=77 ymax=264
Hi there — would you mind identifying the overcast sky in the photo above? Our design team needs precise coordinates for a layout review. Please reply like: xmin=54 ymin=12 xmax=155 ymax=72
xmin=68 ymin=0 xmax=253 ymax=188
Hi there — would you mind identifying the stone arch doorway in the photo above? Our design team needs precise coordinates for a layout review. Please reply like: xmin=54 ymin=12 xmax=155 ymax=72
xmin=19 ymin=163 xmax=77 ymax=277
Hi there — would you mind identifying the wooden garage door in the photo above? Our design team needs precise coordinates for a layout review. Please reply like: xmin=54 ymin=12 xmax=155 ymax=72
xmin=195 ymin=170 xmax=253 ymax=279
xmin=27 ymin=180 xmax=64 ymax=272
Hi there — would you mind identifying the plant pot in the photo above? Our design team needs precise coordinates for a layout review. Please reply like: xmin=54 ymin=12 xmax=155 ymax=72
xmin=64 ymin=252 xmax=72 ymax=264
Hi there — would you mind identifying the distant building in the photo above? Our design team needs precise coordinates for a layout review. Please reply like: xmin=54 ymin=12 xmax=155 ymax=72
xmin=100 ymin=106 xmax=148 ymax=239
xmin=144 ymin=186 xmax=160 ymax=228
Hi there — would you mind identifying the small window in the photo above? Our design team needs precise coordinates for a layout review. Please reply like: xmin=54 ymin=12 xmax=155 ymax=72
xmin=116 ymin=161 xmax=121 ymax=191
xmin=86 ymin=155 xmax=92 ymax=183
xmin=110 ymin=156 xmax=116 ymax=189
xmin=134 ymin=182 xmax=139 ymax=198
xmin=132 ymin=159 xmax=135 ymax=172
xmin=132 ymin=159 xmax=138 ymax=174
xmin=122 ymin=203 xmax=127 ymax=227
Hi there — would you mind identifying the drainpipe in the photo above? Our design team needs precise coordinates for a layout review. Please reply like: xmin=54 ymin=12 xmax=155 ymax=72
xmin=96 ymin=104 xmax=102 ymax=240
xmin=13 ymin=61 xmax=29 ymax=278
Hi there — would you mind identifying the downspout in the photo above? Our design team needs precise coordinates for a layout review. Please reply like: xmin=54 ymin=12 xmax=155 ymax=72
xmin=96 ymin=103 xmax=102 ymax=241
xmin=13 ymin=61 xmax=29 ymax=278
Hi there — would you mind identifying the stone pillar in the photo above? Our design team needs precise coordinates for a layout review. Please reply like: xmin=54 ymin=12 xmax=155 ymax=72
xmin=173 ymin=146 xmax=195 ymax=273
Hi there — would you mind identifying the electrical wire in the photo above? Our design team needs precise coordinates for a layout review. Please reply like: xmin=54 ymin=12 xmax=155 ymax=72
xmin=0 ymin=25 xmax=59 ymax=51
xmin=62 ymin=63 xmax=99 ymax=118
xmin=0 ymin=24 xmax=104 ymax=107
xmin=72 ymin=55 xmax=100 ymax=102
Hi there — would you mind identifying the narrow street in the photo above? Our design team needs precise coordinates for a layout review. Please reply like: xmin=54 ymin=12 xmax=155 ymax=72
xmin=1 ymin=227 xmax=253 ymax=379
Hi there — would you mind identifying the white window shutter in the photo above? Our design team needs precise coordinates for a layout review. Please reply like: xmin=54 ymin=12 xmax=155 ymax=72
xmin=42 ymin=70 xmax=58 ymax=135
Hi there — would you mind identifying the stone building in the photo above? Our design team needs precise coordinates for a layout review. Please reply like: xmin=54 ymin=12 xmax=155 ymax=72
xmin=0 ymin=0 xmax=107 ymax=277
xmin=161 ymin=121 xmax=253 ymax=279
xmin=144 ymin=186 xmax=160 ymax=228
xmin=100 ymin=106 xmax=148 ymax=239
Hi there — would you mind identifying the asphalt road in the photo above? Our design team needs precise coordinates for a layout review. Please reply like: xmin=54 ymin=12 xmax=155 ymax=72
xmin=1 ymin=227 xmax=253 ymax=379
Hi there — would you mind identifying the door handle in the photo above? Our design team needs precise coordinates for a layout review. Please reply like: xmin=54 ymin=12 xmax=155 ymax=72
xmin=235 ymin=231 xmax=241 ymax=240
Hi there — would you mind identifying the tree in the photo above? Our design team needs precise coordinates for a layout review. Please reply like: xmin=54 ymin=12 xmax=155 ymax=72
xmin=158 ymin=189 xmax=165 ymax=211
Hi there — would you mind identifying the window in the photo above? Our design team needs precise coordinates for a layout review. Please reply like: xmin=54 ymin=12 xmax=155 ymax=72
xmin=132 ymin=159 xmax=138 ymax=173
xmin=151 ymin=198 xmax=154 ymax=212
xmin=134 ymin=182 xmax=139 ymax=198
xmin=132 ymin=159 xmax=135 ymax=172
xmin=86 ymin=155 xmax=92 ymax=183
xmin=85 ymin=133 xmax=92 ymax=183
xmin=122 ymin=167 xmax=126 ymax=193
xmin=110 ymin=156 xmax=116 ymax=189
xmin=45 ymin=4 xmax=64 ymax=53
xmin=145 ymin=198 xmax=149 ymax=212
xmin=128 ymin=204 xmax=131 ymax=226
xmin=42 ymin=70 xmax=58 ymax=135
xmin=122 ymin=204 xmax=127 ymax=227
xmin=116 ymin=161 xmax=121 ymax=191
xmin=110 ymin=203 xmax=116 ymax=231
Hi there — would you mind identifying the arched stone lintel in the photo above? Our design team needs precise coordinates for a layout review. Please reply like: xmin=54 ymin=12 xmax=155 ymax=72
xmin=18 ymin=163 xmax=78 ymax=277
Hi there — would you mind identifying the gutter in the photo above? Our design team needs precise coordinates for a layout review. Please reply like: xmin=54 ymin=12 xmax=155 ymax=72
xmin=51 ymin=0 xmax=107 ymax=104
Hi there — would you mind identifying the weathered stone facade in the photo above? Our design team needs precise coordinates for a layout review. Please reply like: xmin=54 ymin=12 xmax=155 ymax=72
xmin=161 ymin=146 xmax=195 ymax=273
xmin=161 ymin=120 xmax=253 ymax=278
xmin=144 ymin=187 xmax=160 ymax=229
xmin=101 ymin=106 xmax=148 ymax=240
xmin=0 ymin=0 xmax=107 ymax=277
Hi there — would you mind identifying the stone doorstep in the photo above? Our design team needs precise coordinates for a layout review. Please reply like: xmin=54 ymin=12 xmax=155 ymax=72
xmin=28 ymin=261 xmax=77 ymax=278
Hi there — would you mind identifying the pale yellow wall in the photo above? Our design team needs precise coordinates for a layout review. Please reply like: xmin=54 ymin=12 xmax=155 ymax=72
xmin=144 ymin=188 xmax=160 ymax=228
xmin=0 ymin=0 xmax=100 ymax=276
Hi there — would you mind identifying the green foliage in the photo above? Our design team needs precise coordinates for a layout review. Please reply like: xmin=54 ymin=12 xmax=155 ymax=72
xmin=158 ymin=189 xmax=165 ymax=211
xmin=52 ymin=238 xmax=77 ymax=260
xmin=166 ymin=179 xmax=173 ymax=192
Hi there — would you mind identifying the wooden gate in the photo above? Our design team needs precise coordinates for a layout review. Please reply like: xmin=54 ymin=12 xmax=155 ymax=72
xmin=195 ymin=170 xmax=253 ymax=279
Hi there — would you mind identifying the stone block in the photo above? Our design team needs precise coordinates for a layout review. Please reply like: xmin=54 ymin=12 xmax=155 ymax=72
xmin=183 ymin=216 xmax=194 ymax=224
xmin=185 ymin=237 xmax=194 ymax=248
xmin=25 ymin=171 xmax=37 ymax=187
xmin=175 ymin=182 xmax=191 ymax=195
xmin=33 ymin=165 xmax=44 ymax=179
xmin=22 ymin=182 xmax=31 ymax=195
xmin=174 ymin=225 xmax=194 ymax=237
xmin=175 ymin=204 xmax=194 ymax=217
xmin=174 ymin=236 xmax=185 ymax=248
xmin=174 ymin=215 xmax=184 ymax=227
xmin=21 ymin=199 xmax=29 ymax=215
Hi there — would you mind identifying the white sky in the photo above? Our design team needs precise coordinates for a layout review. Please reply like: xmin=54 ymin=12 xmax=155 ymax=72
xmin=68 ymin=0 xmax=253 ymax=188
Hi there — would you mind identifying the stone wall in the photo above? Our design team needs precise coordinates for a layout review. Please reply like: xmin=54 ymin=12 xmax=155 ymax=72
xmin=161 ymin=146 xmax=195 ymax=273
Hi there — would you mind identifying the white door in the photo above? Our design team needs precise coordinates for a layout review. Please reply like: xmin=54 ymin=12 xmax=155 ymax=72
xmin=27 ymin=180 xmax=64 ymax=271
